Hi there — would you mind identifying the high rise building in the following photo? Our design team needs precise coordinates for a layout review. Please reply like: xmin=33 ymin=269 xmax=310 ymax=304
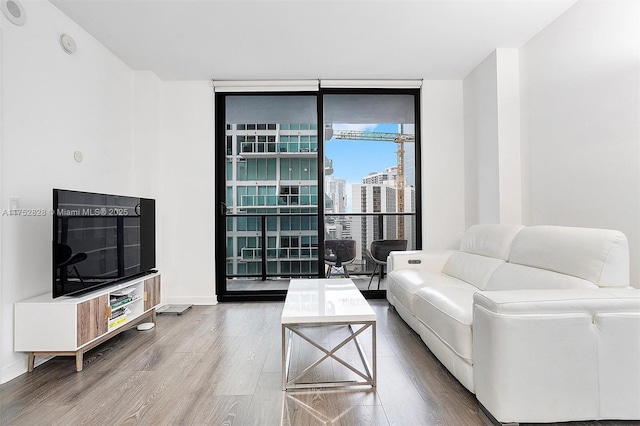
xmin=325 ymin=175 xmax=351 ymax=240
xmin=351 ymin=177 xmax=415 ymax=271
xmin=362 ymin=166 xmax=398 ymax=185
xmin=351 ymin=183 xmax=396 ymax=265
xmin=225 ymin=122 xmax=319 ymax=277
xmin=325 ymin=176 xmax=347 ymax=214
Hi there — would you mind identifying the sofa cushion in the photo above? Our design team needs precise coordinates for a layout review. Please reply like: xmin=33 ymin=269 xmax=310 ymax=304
xmin=459 ymin=224 xmax=524 ymax=260
xmin=473 ymin=288 xmax=640 ymax=315
xmin=509 ymin=226 xmax=629 ymax=287
xmin=486 ymin=263 xmax=599 ymax=291
xmin=388 ymin=270 xmax=465 ymax=313
xmin=443 ymin=252 xmax=504 ymax=290
xmin=413 ymin=284 xmax=478 ymax=364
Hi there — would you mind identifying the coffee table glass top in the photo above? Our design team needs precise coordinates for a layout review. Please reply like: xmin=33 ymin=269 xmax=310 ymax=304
xmin=282 ymin=278 xmax=376 ymax=324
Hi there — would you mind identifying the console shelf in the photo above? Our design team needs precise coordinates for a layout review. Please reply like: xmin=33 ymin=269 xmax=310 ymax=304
xmin=15 ymin=273 xmax=161 ymax=372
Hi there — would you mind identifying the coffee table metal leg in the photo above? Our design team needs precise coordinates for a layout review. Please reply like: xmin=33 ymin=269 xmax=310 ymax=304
xmin=349 ymin=323 xmax=374 ymax=386
xmin=282 ymin=321 xmax=376 ymax=390
xmin=282 ymin=324 xmax=295 ymax=390
xmin=282 ymin=324 xmax=286 ymax=390
xmin=371 ymin=321 xmax=378 ymax=388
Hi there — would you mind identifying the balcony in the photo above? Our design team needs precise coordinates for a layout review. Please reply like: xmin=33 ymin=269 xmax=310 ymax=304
xmin=224 ymin=211 xmax=417 ymax=282
xmin=237 ymin=194 xmax=319 ymax=208
xmin=239 ymin=142 xmax=318 ymax=157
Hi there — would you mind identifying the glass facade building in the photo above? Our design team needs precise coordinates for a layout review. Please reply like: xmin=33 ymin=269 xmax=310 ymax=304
xmin=225 ymin=122 xmax=319 ymax=277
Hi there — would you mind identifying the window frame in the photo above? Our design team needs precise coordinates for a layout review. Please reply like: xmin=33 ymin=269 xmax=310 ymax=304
xmin=214 ymin=88 xmax=422 ymax=302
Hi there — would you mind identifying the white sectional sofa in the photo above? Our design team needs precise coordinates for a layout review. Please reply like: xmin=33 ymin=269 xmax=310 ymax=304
xmin=386 ymin=225 xmax=640 ymax=424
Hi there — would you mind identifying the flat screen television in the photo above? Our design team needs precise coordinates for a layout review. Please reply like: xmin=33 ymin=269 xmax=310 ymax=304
xmin=53 ymin=189 xmax=156 ymax=298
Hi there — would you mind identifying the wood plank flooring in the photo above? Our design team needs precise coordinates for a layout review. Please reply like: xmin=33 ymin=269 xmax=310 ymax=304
xmin=1 ymin=301 xmax=638 ymax=426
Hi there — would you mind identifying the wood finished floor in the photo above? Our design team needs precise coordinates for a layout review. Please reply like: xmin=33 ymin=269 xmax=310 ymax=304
xmin=1 ymin=301 xmax=639 ymax=426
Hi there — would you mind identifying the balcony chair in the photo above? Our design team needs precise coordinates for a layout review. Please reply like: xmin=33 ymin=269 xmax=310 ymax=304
xmin=324 ymin=239 xmax=356 ymax=278
xmin=55 ymin=243 xmax=88 ymax=285
xmin=367 ymin=239 xmax=408 ymax=289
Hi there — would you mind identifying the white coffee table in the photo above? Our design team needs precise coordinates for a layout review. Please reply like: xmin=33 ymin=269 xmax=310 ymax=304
xmin=281 ymin=278 xmax=377 ymax=390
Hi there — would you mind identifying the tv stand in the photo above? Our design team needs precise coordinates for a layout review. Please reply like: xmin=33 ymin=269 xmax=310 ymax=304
xmin=15 ymin=273 xmax=161 ymax=372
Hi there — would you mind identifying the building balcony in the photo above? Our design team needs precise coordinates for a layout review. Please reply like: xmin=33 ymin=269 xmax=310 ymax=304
xmin=239 ymin=142 xmax=318 ymax=157
xmin=237 ymin=195 xmax=318 ymax=207
xmin=238 ymin=247 xmax=318 ymax=261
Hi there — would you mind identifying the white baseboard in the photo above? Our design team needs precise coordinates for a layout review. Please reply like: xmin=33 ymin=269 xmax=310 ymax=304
xmin=0 ymin=354 xmax=53 ymax=385
xmin=0 ymin=357 xmax=26 ymax=384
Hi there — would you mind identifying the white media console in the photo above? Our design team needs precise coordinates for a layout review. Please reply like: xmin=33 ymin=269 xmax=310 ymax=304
xmin=15 ymin=272 xmax=161 ymax=372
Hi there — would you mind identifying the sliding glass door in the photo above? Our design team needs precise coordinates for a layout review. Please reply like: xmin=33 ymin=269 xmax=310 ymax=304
xmin=216 ymin=94 xmax=319 ymax=300
xmin=215 ymin=89 xmax=421 ymax=301
xmin=322 ymin=92 xmax=420 ymax=290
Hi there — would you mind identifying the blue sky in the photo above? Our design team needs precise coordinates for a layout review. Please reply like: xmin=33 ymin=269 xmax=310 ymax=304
xmin=324 ymin=123 xmax=400 ymax=184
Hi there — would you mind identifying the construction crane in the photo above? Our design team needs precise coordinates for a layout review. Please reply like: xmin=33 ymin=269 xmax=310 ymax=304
xmin=332 ymin=129 xmax=415 ymax=239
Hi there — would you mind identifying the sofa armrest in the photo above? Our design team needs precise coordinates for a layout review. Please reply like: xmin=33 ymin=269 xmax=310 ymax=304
xmin=387 ymin=250 xmax=455 ymax=274
xmin=473 ymin=289 xmax=640 ymax=423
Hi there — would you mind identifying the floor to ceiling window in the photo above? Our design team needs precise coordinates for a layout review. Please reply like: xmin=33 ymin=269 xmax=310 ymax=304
xmin=215 ymin=86 xmax=421 ymax=301
xmin=322 ymin=92 xmax=420 ymax=284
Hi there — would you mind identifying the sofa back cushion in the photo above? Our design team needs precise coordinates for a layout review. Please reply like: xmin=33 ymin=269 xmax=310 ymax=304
xmin=508 ymin=226 xmax=629 ymax=287
xmin=486 ymin=263 xmax=599 ymax=291
xmin=441 ymin=224 xmax=524 ymax=290
xmin=443 ymin=252 xmax=505 ymax=290
xmin=459 ymin=224 xmax=525 ymax=260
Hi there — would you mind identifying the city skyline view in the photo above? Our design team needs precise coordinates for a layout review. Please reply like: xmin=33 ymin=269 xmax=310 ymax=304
xmin=223 ymin=110 xmax=417 ymax=279
xmin=325 ymin=123 xmax=403 ymax=183
xmin=325 ymin=123 xmax=415 ymax=212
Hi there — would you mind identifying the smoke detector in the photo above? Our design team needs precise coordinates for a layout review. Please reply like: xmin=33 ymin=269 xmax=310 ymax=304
xmin=60 ymin=34 xmax=77 ymax=54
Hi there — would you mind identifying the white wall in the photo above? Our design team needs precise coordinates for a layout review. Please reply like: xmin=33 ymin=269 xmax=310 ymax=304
xmin=464 ymin=51 xmax=499 ymax=226
xmin=0 ymin=19 xmax=5 ymax=391
xmin=520 ymin=0 xmax=640 ymax=285
xmin=495 ymin=49 xmax=522 ymax=225
xmin=132 ymin=71 xmax=162 ymax=198
xmin=0 ymin=0 xmax=159 ymax=383
xmin=421 ymin=81 xmax=466 ymax=249
xmin=159 ymin=81 xmax=216 ymax=305
xmin=463 ymin=48 xmax=522 ymax=227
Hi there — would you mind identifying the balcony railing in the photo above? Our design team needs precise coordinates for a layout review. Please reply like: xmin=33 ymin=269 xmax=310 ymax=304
xmin=238 ymin=194 xmax=319 ymax=207
xmin=225 ymin=212 xmax=417 ymax=281
xmin=240 ymin=247 xmax=318 ymax=260
xmin=239 ymin=142 xmax=318 ymax=154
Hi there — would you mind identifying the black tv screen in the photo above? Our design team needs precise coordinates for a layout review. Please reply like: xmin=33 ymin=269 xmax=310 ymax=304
xmin=53 ymin=189 xmax=156 ymax=298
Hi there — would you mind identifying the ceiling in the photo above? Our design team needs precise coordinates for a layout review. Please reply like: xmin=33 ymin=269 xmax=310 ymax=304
xmin=50 ymin=0 xmax=578 ymax=81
